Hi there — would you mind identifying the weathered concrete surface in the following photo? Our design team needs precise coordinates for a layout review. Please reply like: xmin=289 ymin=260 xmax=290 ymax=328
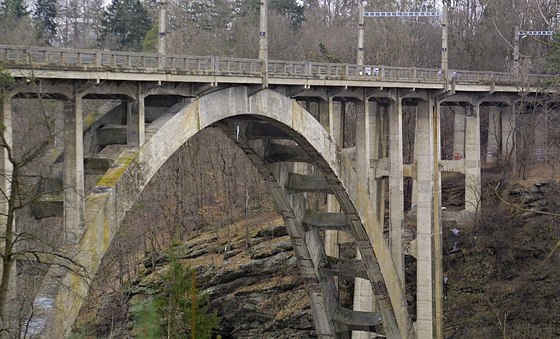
xmin=32 ymin=87 xmax=413 ymax=338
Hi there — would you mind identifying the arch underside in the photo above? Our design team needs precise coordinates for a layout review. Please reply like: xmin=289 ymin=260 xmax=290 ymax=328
xmin=44 ymin=86 xmax=413 ymax=338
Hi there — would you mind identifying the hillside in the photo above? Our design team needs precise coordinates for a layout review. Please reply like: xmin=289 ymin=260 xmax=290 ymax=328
xmin=74 ymin=179 xmax=560 ymax=338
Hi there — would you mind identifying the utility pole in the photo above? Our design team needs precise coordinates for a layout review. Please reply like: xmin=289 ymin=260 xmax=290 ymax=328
xmin=441 ymin=1 xmax=449 ymax=85
xmin=513 ymin=27 xmax=520 ymax=73
xmin=357 ymin=2 xmax=365 ymax=66
xmin=259 ymin=0 xmax=268 ymax=87
xmin=158 ymin=0 xmax=167 ymax=55
xmin=513 ymin=29 xmax=554 ymax=73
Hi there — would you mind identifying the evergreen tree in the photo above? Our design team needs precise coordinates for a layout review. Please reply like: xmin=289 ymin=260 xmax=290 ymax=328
xmin=98 ymin=0 xmax=152 ymax=51
xmin=33 ymin=0 xmax=57 ymax=44
xmin=156 ymin=257 xmax=218 ymax=339
xmin=0 ymin=0 xmax=28 ymax=19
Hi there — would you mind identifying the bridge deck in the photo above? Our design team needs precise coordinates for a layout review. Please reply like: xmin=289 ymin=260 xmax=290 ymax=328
xmin=0 ymin=45 xmax=553 ymax=94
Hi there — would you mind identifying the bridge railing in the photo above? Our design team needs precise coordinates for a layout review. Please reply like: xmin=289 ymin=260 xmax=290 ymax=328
xmin=0 ymin=44 xmax=554 ymax=86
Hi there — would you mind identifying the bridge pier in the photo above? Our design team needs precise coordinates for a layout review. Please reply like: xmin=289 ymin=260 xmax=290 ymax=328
xmin=63 ymin=92 xmax=85 ymax=244
xmin=415 ymin=94 xmax=441 ymax=339
xmin=0 ymin=93 xmax=17 ymax=324
xmin=387 ymin=94 xmax=405 ymax=286
xmin=465 ymin=102 xmax=481 ymax=213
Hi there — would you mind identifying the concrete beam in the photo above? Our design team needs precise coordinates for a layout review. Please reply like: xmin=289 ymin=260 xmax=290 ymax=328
xmin=285 ymin=173 xmax=331 ymax=194
xmin=96 ymin=124 xmax=127 ymax=146
xmin=319 ymin=256 xmax=369 ymax=279
xmin=302 ymin=210 xmax=351 ymax=232
xmin=83 ymin=154 xmax=115 ymax=174
xmin=265 ymin=143 xmax=311 ymax=163
xmin=333 ymin=307 xmax=382 ymax=333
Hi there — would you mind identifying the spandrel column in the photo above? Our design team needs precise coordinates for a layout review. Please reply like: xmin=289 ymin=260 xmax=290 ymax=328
xmin=63 ymin=93 xmax=85 ymax=244
xmin=388 ymin=96 xmax=404 ymax=284
xmin=127 ymin=91 xmax=145 ymax=147
xmin=352 ymin=96 xmax=376 ymax=339
xmin=325 ymin=97 xmax=342 ymax=258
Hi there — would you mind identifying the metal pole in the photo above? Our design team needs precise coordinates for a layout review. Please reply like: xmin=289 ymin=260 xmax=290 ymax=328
xmin=513 ymin=26 xmax=520 ymax=73
xmin=259 ymin=0 xmax=268 ymax=87
xmin=357 ymin=3 xmax=365 ymax=66
xmin=158 ymin=0 xmax=167 ymax=55
xmin=441 ymin=2 xmax=449 ymax=84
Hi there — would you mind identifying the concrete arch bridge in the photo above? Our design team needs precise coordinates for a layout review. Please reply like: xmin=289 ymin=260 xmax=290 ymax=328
xmin=0 ymin=45 xmax=555 ymax=338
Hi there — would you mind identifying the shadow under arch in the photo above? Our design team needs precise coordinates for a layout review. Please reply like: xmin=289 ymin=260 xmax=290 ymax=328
xmin=39 ymin=86 xmax=413 ymax=339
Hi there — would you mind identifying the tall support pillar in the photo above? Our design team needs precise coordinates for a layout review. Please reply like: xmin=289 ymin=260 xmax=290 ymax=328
xmin=501 ymin=105 xmax=517 ymax=169
xmin=465 ymin=103 xmax=481 ymax=213
xmin=388 ymin=93 xmax=404 ymax=284
xmin=370 ymin=104 xmax=387 ymax=227
xmin=434 ymin=100 xmax=444 ymax=339
xmin=486 ymin=106 xmax=500 ymax=165
xmin=325 ymin=98 xmax=342 ymax=258
xmin=127 ymin=92 xmax=145 ymax=147
xmin=415 ymin=96 xmax=437 ymax=338
xmin=453 ymin=106 xmax=466 ymax=159
xmin=0 ymin=94 xmax=16 ymax=316
xmin=63 ymin=93 xmax=85 ymax=244
xmin=352 ymin=96 xmax=375 ymax=339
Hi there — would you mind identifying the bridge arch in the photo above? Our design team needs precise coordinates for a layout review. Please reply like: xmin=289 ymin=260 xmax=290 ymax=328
xmin=39 ymin=86 xmax=413 ymax=338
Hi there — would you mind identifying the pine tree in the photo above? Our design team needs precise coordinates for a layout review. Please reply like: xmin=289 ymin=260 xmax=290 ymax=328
xmin=33 ymin=0 xmax=57 ymax=44
xmin=98 ymin=0 xmax=152 ymax=51
xmin=0 ymin=0 xmax=28 ymax=19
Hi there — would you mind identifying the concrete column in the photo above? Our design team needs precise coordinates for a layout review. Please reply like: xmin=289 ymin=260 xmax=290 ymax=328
xmin=465 ymin=103 xmax=481 ymax=213
xmin=318 ymin=100 xmax=329 ymax=130
xmin=0 ymin=95 xmax=16 ymax=308
xmin=127 ymin=94 xmax=145 ymax=147
xmin=326 ymin=98 xmax=342 ymax=258
xmin=411 ymin=107 xmax=418 ymax=209
xmin=64 ymin=94 xmax=85 ymax=244
xmin=352 ymin=97 xmax=375 ymax=339
xmin=486 ymin=106 xmax=500 ymax=165
xmin=415 ymin=97 xmax=435 ymax=338
xmin=453 ymin=106 xmax=466 ymax=159
xmin=388 ymin=96 xmax=404 ymax=284
xmin=501 ymin=105 xmax=516 ymax=167
xmin=369 ymin=104 xmax=386 ymax=227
